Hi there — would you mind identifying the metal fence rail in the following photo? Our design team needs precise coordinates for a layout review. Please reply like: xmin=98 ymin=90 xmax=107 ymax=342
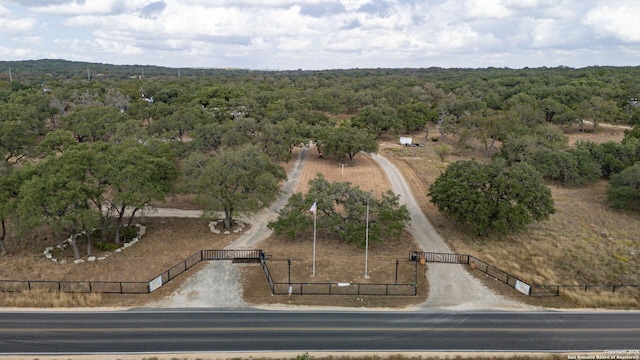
xmin=468 ymin=255 xmax=531 ymax=295
xmin=532 ymin=284 xmax=640 ymax=296
xmin=412 ymin=251 xmax=640 ymax=298
xmin=0 ymin=279 xmax=149 ymax=294
xmin=260 ymin=252 xmax=275 ymax=291
xmin=0 ymin=249 xmax=262 ymax=294
xmin=203 ymin=249 xmax=262 ymax=260
xmin=272 ymin=282 xmax=417 ymax=296
xmin=410 ymin=251 xmax=469 ymax=264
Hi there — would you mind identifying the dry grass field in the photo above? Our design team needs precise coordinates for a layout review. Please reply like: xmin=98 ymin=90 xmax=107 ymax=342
xmin=383 ymin=125 xmax=640 ymax=308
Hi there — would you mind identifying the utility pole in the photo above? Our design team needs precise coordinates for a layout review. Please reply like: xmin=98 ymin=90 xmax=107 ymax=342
xmin=8 ymin=66 xmax=12 ymax=82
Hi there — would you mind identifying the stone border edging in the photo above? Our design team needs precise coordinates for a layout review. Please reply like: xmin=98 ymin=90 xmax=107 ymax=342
xmin=43 ymin=224 xmax=147 ymax=264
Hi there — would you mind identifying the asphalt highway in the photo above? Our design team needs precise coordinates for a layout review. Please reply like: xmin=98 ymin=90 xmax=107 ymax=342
xmin=1 ymin=309 xmax=639 ymax=355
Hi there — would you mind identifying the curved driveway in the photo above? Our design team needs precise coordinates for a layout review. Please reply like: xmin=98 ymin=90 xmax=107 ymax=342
xmin=370 ymin=154 xmax=531 ymax=310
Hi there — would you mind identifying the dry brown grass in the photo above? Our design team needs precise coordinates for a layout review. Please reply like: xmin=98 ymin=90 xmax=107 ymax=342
xmin=295 ymin=146 xmax=391 ymax=197
xmin=0 ymin=217 xmax=242 ymax=307
xmin=383 ymin=125 xmax=640 ymax=308
xmin=0 ymin=289 xmax=103 ymax=308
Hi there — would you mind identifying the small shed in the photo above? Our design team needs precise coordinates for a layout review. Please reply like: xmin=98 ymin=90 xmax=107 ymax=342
xmin=399 ymin=136 xmax=413 ymax=146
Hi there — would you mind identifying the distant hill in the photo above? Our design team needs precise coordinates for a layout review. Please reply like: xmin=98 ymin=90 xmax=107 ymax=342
xmin=0 ymin=59 xmax=250 ymax=82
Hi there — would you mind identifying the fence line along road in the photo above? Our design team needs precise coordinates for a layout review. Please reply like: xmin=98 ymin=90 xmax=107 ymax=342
xmin=1 ymin=249 xmax=417 ymax=297
xmin=410 ymin=251 xmax=640 ymax=297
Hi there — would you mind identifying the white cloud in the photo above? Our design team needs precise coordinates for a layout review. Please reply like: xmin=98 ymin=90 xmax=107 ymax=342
xmin=0 ymin=16 xmax=37 ymax=32
xmin=465 ymin=0 xmax=513 ymax=19
xmin=0 ymin=5 xmax=38 ymax=33
xmin=1 ymin=0 xmax=639 ymax=69
xmin=531 ymin=18 xmax=565 ymax=48
xmin=22 ymin=0 xmax=149 ymax=16
xmin=584 ymin=3 xmax=640 ymax=42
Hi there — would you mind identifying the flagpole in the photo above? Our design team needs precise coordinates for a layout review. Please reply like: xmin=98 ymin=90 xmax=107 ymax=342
xmin=364 ymin=198 xmax=369 ymax=279
xmin=312 ymin=200 xmax=317 ymax=277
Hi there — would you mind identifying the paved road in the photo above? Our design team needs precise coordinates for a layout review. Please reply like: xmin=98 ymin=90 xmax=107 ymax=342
xmin=1 ymin=310 xmax=638 ymax=355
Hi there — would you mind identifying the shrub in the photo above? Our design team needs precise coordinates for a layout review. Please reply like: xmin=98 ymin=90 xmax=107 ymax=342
xmin=529 ymin=148 xmax=600 ymax=186
xmin=607 ymin=163 xmax=640 ymax=211
xmin=94 ymin=241 xmax=120 ymax=251
xmin=121 ymin=225 xmax=139 ymax=241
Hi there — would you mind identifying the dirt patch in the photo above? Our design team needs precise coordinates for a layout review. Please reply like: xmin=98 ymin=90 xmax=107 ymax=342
xmin=295 ymin=147 xmax=391 ymax=197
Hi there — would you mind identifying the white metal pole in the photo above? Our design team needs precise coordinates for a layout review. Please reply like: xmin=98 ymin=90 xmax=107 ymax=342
xmin=312 ymin=202 xmax=317 ymax=277
xmin=364 ymin=198 xmax=369 ymax=278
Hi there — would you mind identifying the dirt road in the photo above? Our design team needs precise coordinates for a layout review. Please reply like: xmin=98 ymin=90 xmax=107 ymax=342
xmin=370 ymin=154 xmax=532 ymax=310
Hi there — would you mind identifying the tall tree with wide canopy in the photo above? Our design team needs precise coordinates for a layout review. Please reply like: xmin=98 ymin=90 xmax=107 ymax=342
xmin=321 ymin=124 xmax=378 ymax=161
xmin=0 ymin=89 xmax=51 ymax=162
xmin=351 ymin=105 xmax=401 ymax=136
xmin=183 ymin=145 xmax=286 ymax=229
xmin=17 ymin=148 xmax=102 ymax=258
xmin=578 ymin=96 xmax=619 ymax=132
xmin=0 ymin=163 xmax=20 ymax=255
xmin=97 ymin=140 xmax=179 ymax=244
xmin=268 ymin=174 xmax=410 ymax=247
xmin=62 ymin=105 xmax=127 ymax=142
xmin=428 ymin=159 xmax=555 ymax=236
xmin=397 ymin=100 xmax=438 ymax=133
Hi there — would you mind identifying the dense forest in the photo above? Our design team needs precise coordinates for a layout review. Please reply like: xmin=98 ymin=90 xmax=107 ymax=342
xmin=1 ymin=59 xmax=640 ymax=257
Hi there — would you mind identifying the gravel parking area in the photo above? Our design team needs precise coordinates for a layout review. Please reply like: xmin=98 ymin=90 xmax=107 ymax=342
xmin=144 ymin=261 xmax=248 ymax=308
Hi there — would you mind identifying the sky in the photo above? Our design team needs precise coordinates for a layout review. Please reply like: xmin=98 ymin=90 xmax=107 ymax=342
xmin=0 ymin=0 xmax=639 ymax=70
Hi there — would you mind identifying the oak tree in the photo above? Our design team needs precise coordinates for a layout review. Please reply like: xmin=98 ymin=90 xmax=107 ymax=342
xmin=183 ymin=145 xmax=286 ymax=229
xmin=428 ymin=159 xmax=555 ymax=235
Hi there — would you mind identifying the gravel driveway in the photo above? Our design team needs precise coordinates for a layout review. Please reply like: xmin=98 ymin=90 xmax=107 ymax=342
xmin=145 ymin=149 xmax=533 ymax=310
xmin=144 ymin=147 xmax=310 ymax=309
xmin=370 ymin=154 xmax=532 ymax=310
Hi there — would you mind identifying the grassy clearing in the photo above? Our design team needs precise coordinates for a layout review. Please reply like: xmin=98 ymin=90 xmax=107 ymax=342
xmin=383 ymin=126 xmax=640 ymax=308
